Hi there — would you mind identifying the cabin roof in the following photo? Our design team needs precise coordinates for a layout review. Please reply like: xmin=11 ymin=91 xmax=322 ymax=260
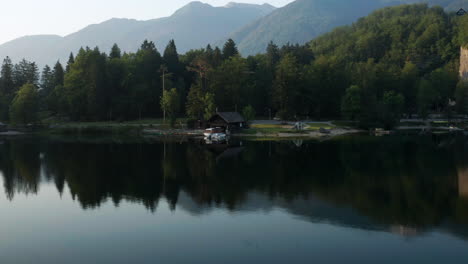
xmin=210 ymin=112 xmax=245 ymax=123
xmin=457 ymin=8 xmax=466 ymax=15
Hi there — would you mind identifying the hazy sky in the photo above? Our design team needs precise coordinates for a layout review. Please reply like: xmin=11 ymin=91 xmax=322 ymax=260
xmin=0 ymin=0 xmax=294 ymax=45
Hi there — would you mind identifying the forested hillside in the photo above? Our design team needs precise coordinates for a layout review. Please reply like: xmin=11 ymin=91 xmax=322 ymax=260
xmin=309 ymin=4 xmax=468 ymax=126
xmin=1 ymin=4 xmax=468 ymax=128
xmin=230 ymin=0 xmax=468 ymax=55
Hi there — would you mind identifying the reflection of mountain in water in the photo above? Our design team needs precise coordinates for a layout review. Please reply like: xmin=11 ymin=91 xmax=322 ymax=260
xmin=2 ymin=135 xmax=468 ymax=238
xmin=177 ymin=190 xmax=383 ymax=231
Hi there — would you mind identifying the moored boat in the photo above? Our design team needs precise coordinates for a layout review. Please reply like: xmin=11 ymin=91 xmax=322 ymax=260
xmin=204 ymin=127 xmax=224 ymax=137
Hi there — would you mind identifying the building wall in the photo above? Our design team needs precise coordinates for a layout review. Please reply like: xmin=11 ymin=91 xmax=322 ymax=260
xmin=461 ymin=46 xmax=468 ymax=82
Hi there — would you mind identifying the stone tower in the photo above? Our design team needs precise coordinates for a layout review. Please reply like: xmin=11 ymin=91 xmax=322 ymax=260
xmin=461 ymin=46 xmax=468 ymax=82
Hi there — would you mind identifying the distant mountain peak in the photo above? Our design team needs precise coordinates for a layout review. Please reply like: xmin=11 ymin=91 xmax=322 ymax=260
xmin=224 ymin=2 xmax=276 ymax=10
xmin=171 ymin=1 xmax=215 ymax=17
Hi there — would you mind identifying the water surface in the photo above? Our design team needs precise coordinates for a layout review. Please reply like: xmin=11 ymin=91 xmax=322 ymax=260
xmin=1 ymin=135 xmax=468 ymax=263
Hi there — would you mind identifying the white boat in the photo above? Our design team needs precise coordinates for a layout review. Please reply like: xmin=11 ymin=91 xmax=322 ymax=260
xmin=204 ymin=127 xmax=224 ymax=137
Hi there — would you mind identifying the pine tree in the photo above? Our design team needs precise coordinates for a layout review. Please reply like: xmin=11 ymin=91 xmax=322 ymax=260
xmin=53 ymin=61 xmax=64 ymax=86
xmin=266 ymin=41 xmax=280 ymax=67
xmin=40 ymin=65 xmax=54 ymax=93
xmin=163 ymin=40 xmax=182 ymax=79
xmin=13 ymin=59 xmax=39 ymax=88
xmin=272 ymin=54 xmax=301 ymax=119
xmin=0 ymin=56 xmax=15 ymax=121
xmin=212 ymin=47 xmax=223 ymax=67
xmin=222 ymin=39 xmax=239 ymax=60
xmin=66 ymin=52 xmax=75 ymax=72
xmin=0 ymin=56 xmax=14 ymax=95
xmin=205 ymin=44 xmax=214 ymax=64
xmin=109 ymin=44 xmax=122 ymax=59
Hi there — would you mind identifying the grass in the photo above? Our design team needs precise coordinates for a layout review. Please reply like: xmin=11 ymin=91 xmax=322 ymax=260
xmin=398 ymin=121 xmax=426 ymax=126
xmin=331 ymin=121 xmax=358 ymax=128
xmin=46 ymin=125 xmax=141 ymax=136
xmin=244 ymin=123 xmax=335 ymax=135
xmin=43 ymin=117 xmax=190 ymax=129
xmin=245 ymin=124 xmax=294 ymax=134
xmin=305 ymin=123 xmax=334 ymax=130
xmin=41 ymin=117 xmax=190 ymax=135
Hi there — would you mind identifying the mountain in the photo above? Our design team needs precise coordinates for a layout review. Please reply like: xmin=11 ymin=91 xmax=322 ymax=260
xmin=227 ymin=0 xmax=468 ymax=56
xmin=0 ymin=1 xmax=275 ymax=67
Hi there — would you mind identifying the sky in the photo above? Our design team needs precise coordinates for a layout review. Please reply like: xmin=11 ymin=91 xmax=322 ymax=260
xmin=0 ymin=0 xmax=294 ymax=45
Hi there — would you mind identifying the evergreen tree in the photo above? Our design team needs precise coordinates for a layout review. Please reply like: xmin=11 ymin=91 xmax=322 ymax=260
xmin=40 ymin=65 xmax=54 ymax=95
xmin=53 ymin=61 xmax=64 ymax=87
xmin=163 ymin=40 xmax=180 ymax=74
xmin=109 ymin=44 xmax=122 ymax=59
xmin=63 ymin=47 xmax=108 ymax=120
xmin=66 ymin=52 xmax=75 ymax=73
xmin=210 ymin=56 xmax=250 ymax=111
xmin=0 ymin=57 xmax=15 ymax=121
xmin=205 ymin=44 xmax=214 ymax=64
xmin=0 ymin=56 xmax=14 ymax=95
xmin=266 ymin=41 xmax=280 ymax=68
xmin=212 ymin=47 xmax=223 ymax=67
xmin=13 ymin=59 xmax=39 ymax=88
xmin=272 ymin=54 xmax=301 ymax=119
xmin=222 ymin=39 xmax=239 ymax=60
xmin=132 ymin=40 xmax=162 ymax=118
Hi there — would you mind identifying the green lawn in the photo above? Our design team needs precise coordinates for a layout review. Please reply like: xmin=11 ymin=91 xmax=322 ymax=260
xmin=245 ymin=124 xmax=294 ymax=134
xmin=244 ymin=123 xmax=335 ymax=134
xmin=331 ymin=121 xmax=358 ymax=128
xmin=398 ymin=121 xmax=426 ymax=126
xmin=42 ymin=117 xmax=189 ymax=128
xmin=305 ymin=123 xmax=334 ymax=130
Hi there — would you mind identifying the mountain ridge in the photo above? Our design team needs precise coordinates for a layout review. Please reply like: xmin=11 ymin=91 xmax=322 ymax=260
xmin=0 ymin=1 xmax=276 ymax=67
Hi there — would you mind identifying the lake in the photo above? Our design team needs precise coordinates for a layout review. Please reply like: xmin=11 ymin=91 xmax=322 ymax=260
xmin=1 ymin=134 xmax=468 ymax=263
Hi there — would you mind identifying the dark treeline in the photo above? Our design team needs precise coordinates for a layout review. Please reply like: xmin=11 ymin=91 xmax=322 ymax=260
xmin=1 ymin=4 xmax=468 ymax=127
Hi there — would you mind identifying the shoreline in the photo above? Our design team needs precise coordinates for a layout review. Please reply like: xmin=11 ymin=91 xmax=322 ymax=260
xmin=1 ymin=120 xmax=466 ymax=140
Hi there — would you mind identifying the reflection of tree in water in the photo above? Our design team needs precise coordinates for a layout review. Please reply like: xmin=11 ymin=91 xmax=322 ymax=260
xmin=0 ymin=139 xmax=40 ymax=199
xmin=2 ymin=135 xmax=468 ymax=234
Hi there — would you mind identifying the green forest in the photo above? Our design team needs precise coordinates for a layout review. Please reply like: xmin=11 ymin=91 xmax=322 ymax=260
xmin=1 ymin=4 xmax=468 ymax=128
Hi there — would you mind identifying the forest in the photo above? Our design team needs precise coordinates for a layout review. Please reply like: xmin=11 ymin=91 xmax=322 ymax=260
xmin=1 ymin=4 xmax=468 ymax=128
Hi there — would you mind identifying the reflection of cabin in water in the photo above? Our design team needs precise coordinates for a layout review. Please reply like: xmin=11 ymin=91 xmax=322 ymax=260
xmin=0 ymin=122 xmax=6 ymax=132
xmin=208 ymin=112 xmax=246 ymax=131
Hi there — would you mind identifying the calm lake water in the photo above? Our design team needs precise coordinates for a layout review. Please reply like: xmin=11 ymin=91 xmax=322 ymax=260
xmin=1 ymin=134 xmax=468 ymax=263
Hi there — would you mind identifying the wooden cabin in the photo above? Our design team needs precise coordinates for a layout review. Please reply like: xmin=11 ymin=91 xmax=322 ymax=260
xmin=208 ymin=112 xmax=246 ymax=131
xmin=457 ymin=8 xmax=466 ymax=16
